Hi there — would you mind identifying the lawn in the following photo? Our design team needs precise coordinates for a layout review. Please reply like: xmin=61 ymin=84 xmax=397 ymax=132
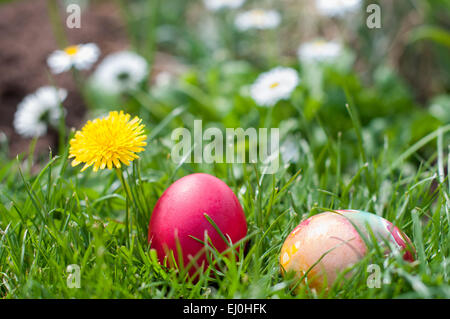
xmin=0 ymin=0 xmax=449 ymax=299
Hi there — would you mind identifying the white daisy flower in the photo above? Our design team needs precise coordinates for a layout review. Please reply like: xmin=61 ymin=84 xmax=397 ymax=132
xmin=297 ymin=40 xmax=342 ymax=63
xmin=47 ymin=43 xmax=100 ymax=74
xmin=315 ymin=0 xmax=362 ymax=17
xmin=13 ymin=86 xmax=67 ymax=138
xmin=250 ymin=67 xmax=300 ymax=107
xmin=91 ymin=51 xmax=148 ymax=94
xmin=235 ymin=9 xmax=281 ymax=31
xmin=203 ymin=0 xmax=246 ymax=11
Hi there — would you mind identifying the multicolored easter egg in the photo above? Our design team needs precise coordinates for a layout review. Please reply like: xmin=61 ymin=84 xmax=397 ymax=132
xmin=148 ymin=173 xmax=247 ymax=277
xmin=280 ymin=210 xmax=414 ymax=290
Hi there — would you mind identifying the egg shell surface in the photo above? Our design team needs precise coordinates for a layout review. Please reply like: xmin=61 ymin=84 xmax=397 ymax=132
xmin=280 ymin=210 xmax=414 ymax=290
xmin=148 ymin=173 xmax=247 ymax=276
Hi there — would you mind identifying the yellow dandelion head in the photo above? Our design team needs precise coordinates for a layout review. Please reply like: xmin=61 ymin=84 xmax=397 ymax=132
xmin=69 ymin=111 xmax=147 ymax=172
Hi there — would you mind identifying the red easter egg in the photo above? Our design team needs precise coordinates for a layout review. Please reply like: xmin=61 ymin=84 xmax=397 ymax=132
xmin=148 ymin=173 xmax=247 ymax=277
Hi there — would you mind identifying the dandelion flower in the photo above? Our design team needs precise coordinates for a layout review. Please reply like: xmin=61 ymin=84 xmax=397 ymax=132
xmin=13 ymin=86 xmax=67 ymax=138
xmin=203 ymin=0 xmax=245 ymax=11
xmin=315 ymin=0 xmax=362 ymax=17
xmin=235 ymin=9 xmax=281 ymax=31
xmin=69 ymin=111 xmax=147 ymax=172
xmin=297 ymin=40 xmax=342 ymax=63
xmin=91 ymin=51 xmax=148 ymax=94
xmin=250 ymin=67 xmax=300 ymax=107
xmin=47 ymin=43 xmax=100 ymax=74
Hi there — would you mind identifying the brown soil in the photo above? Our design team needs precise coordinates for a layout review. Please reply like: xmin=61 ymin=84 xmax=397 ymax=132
xmin=0 ymin=0 xmax=129 ymax=157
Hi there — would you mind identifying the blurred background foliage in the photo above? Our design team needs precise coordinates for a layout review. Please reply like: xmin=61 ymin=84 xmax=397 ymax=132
xmin=0 ymin=0 xmax=449 ymax=173
xmin=86 ymin=0 xmax=449 ymax=172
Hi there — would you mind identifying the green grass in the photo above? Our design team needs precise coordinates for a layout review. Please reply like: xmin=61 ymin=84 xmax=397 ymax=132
xmin=0 ymin=111 xmax=448 ymax=298
xmin=0 ymin=0 xmax=449 ymax=299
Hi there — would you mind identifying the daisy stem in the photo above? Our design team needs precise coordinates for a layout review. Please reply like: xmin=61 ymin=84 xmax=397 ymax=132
xmin=58 ymin=100 xmax=66 ymax=155
xmin=216 ymin=11 xmax=235 ymax=59
xmin=27 ymin=137 xmax=38 ymax=177
xmin=116 ymin=167 xmax=133 ymax=247
xmin=264 ymin=106 xmax=274 ymax=128
xmin=265 ymin=29 xmax=279 ymax=67
xmin=46 ymin=0 xmax=69 ymax=48
xmin=72 ymin=68 xmax=95 ymax=110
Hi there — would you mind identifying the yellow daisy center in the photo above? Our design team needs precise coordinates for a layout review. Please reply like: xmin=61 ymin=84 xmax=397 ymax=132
xmin=64 ymin=45 xmax=80 ymax=56
xmin=251 ymin=10 xmax=265 ymax=22
xmin=269 ymin=82 xmax=280 ymax=89
xmin=314 ymin=40 xmax=326 ymax=47
xmin=69 ymin=111 xmax=147 ymax=172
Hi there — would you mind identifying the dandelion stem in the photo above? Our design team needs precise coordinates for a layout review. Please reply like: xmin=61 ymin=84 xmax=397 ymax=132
xmin=116 ymin=167 xmax=133 ymax=246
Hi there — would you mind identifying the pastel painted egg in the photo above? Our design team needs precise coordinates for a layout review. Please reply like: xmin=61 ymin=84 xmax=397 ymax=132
xmin=280 ymin=210 xmax=414 ymax=290
xmin=148 ymin=173 xmax=247 ymax=277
